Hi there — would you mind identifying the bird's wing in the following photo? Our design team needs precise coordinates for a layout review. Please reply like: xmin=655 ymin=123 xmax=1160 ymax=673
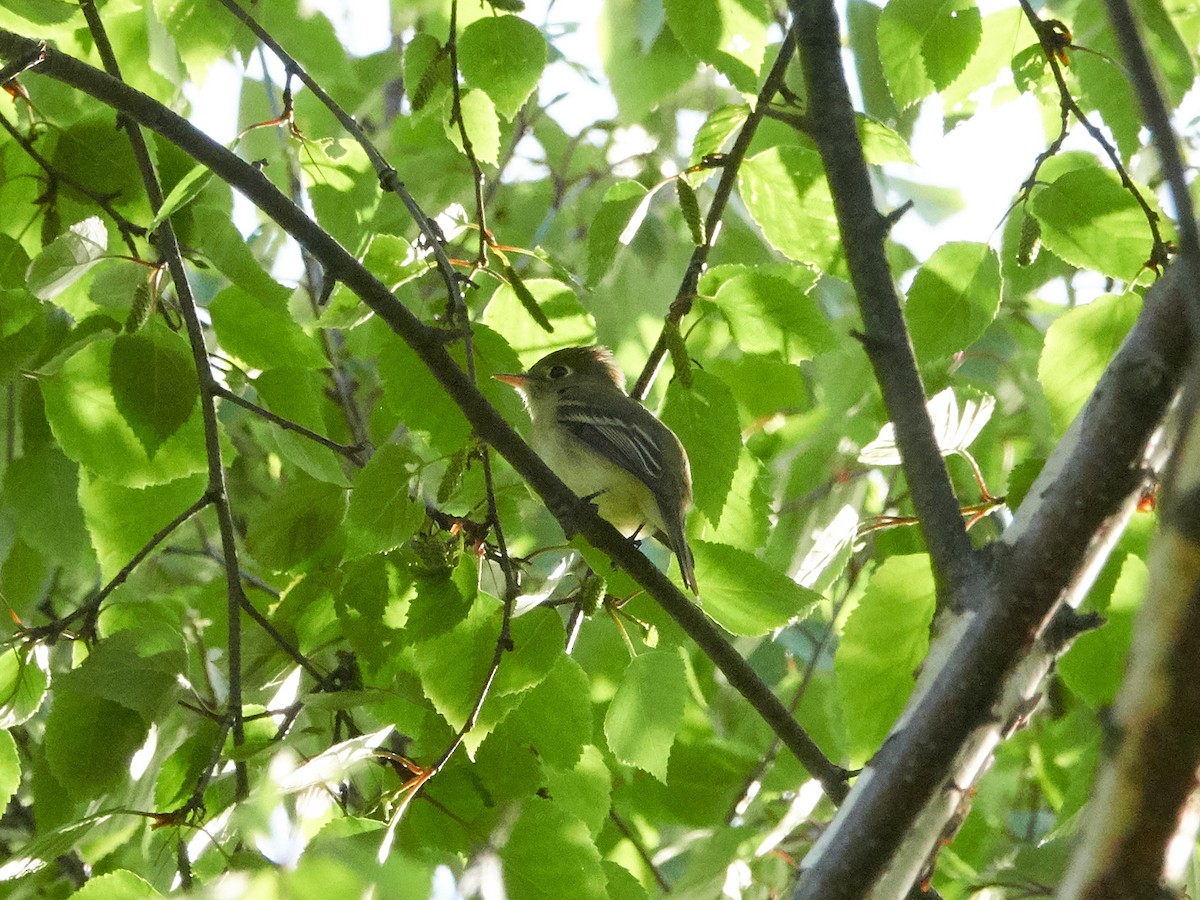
xmin=556 ymin=399 xmax=665 ymax=487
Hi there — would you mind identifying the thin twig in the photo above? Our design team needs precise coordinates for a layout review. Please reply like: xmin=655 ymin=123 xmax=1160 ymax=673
xmin=210 ymin=0 xmax=466 ymax=319
xmin=24 ymin=492 xmax=212 ymax=640
xmin=447 ymin=0 xmax=489 ymax=269
xmin=630 ymin=22 xmax=799 ymax=401
xmin=211 ymin=382 xmax=365 ymax=461
xmin=1102 ymin=0 xmax=1200 ymax=294
xmin=609 ymin=808 xmax=671 ymax=893
xmin=0 ymin=109 xmax=144 ymax=254
xmin=1016 ymin=0 xmax=1170 ymax=272
xmin=77 ymin=0 xmax=249 ymax=800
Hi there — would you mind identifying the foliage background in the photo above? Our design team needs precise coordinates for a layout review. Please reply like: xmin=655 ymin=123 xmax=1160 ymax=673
xmin=0 ymin=0 xmax=1197 ymax=897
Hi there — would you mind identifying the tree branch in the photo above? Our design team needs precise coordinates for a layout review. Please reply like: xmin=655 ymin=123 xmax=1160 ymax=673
xmin=631 ymin=21 xmax=798 ymax=401
xmin=1057 ymin=3 xmax=1200 ymax=894
xmin=795 ymin=246 xmax=1193 ymax=898
xmin=786 ymin=0 xmax=977 ymax=600
xmin=76 ymin=0 xmax=249 ymax=799
xmin=0 ymin=27 xmax=849 ymax=802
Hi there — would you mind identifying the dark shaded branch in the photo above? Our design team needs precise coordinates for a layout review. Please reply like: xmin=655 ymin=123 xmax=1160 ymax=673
xmin=631 ymin=21 xmax=799 ymax=401
xmin=0 ymin=37 xmax=42 ymax=84
xmin=0 ymin=28 xmax=849 ymax=801
xmin=76 ymin=0 xmax=249 ymax=799
xmin=786 ymin=0 xmax=976 ymax=600
xmin=794 ymin=244 xmax=1193 ymax=899
xmin=1059 ymin=394 xmax=1200 ymax=895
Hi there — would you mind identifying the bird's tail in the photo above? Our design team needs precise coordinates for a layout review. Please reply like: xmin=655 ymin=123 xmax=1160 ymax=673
xmin=671 ymin=527 xmax=698 ymax=596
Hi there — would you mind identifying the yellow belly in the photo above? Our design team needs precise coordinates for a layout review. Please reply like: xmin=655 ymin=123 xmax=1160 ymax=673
xmin=530 ymin=419 xmax=665 ymax=538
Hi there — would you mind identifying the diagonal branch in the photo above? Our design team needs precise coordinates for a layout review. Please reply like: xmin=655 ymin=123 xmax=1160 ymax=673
xmin=794 ymin=238 xmax=1192 ymax=900
xmin=0 ymin=27 xmax=850 ymax=803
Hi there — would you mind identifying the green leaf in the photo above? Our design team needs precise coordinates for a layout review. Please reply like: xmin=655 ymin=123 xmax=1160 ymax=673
xmin=585 ymin=181 xmax=650 ymax=287
xmin=378 ymin=341 xmax=470 ymax=455
xmin=65 ymin=869 xmax=161 ymax=899
xmin=661 ymin=370 xmax=741 ymax=525
xmin=0 ymin=729 xmax=18 ymax=813
xmin=335 ymin=556 xmax=396 ymax=671
xmin=663 ymin=0 xmax=769 ymax=92
xmin=25 ymin=217 xmax=108 ymax=301
xmin=601 ymin=0 xmax=696 ymax=119
xmin=3 ymin=447 xmax=92 ymax=567
xmin=208 ymin=284 xmax=327 ymax=371
xmin=878 ymin=0 xmax=982 ymax=108
xmin=345 ymin=443 xmax=424 ymax=559
xmin=689 ymin=104 xmax=749 ymax=167
xmin=693 ymin=540 xmax=822 ymax=635
xmin=702 ymin=450 xmax=770 ymax=552
xmin=544 ymin=745 xmax=612 ymax=837
xmin=148 ymin=162 xmax=214 ymax=232
xmin=412 ymin=600 xmax=562 ymax=737
xmin=493 ymin=607 xmax=566 ymax=697
xmin=604 ymin=649 xmax=686 ymax=780
xmin=1030 ymin=168 xmax=1158 ymax=282
xmin=109 ymin=326 xmax=200 ymax=460
xmin=739 ymin=147 xmax=839 ymax=268
xmin=57 ymin=629 xmax=184 ymax=721
xmin=244 ymin=475 xmax=348 ymax=571
xmin=44 ymin=691 xmax=147 ymax=800
xmin=905 ymin=241 xmax=1001 ymax=363
xmin=713 ymin=268 xmax=836 ymax=360
xmin=1060 ymin=554 xmax=1146 ymax=707
xmin=155 ymin=720 xmax=222 ymax=808
xmin=858 ymin=115 xmax=915 ymax=165
xmin=1006 ymin=456 xmax=1044 ymax=512
xmin=457 ymin=14 xmax=548 ymax=119
xmin=603 ymin=860 xmax=650 ymax=900
xmin=499 ymin=655 xmax=593 ymax=768
xmin=78 ymin=472 xmax=206 ymax=582
xmin=503 ymin=267 xmax=554 ymax=332
xmin=836 ymin=554 xmax=937 ymax=760
xmin=1038 ymin=292 xmax=1141 ymax=435
xmin=500 ymin=799 xmax=607 ymax=900
xmin=42 ymin=336 xmax=208 ymax=487
xmin=254 ymin=368 xmax=350 ymax=486
xmin=0 ymin=645 xmax=50 ymax=728
xmin=152 ymin=0 xmax=238 ymax=86
xmin=445 ymin=88 xmax=501 ymax=166
xmin=483 ymin=277 xmax=595 ymax=365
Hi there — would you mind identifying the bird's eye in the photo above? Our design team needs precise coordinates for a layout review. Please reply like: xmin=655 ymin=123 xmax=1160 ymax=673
xmin=547 ymin=365 xmax=570 ymax=379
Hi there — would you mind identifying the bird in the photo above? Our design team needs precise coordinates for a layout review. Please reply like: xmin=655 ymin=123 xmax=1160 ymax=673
xmin=495 ymin=345 xmax=698 ymax=594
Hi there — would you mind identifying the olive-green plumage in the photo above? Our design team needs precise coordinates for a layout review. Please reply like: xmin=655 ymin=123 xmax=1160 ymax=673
xmin=497 ymin=346 xmax=698 ymax=594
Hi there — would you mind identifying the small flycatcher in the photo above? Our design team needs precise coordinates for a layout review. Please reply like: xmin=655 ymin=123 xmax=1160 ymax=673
xmin=496 ymin=346 xmax=698 ymax=594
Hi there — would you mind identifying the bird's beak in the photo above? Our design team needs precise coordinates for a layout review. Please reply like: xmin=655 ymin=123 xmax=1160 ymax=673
xmin=493 ymin=373 xmax=529 ymax=388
